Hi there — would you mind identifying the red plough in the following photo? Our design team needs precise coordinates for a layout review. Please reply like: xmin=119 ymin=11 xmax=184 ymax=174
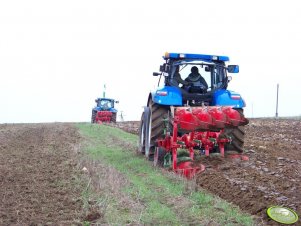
xmin=155 ymin=106 xmax=249 ymax=179
xmin=95 ymin=111 xmax=113 ymax=123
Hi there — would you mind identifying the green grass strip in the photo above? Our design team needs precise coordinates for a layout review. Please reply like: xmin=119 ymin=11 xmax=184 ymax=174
xmin=77 ymin=123 xmax=256 ymax=226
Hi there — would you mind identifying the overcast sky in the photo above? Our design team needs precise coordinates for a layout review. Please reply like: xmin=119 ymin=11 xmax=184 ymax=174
xmin=1 ymin=0 xmax=300 ymax=123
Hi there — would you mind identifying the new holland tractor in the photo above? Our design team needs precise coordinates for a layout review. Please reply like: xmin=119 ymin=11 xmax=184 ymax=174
xmin=138 ymin=52 xmax=249 ymax=178
xmin=91 ymin=98 xmax=118 ymax=123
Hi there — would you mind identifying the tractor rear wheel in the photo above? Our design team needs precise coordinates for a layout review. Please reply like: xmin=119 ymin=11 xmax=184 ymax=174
xmin=138 ymin=113 xmax=146 ymax=154
xmin=224 ymin=109 xmax=246 ymax=153
xmin=111 ymin=112 xmax=117 ymax=123
xmin=145 ymin=100 xmax=170 ymax=161
xmin=91 ymin=110 xmax=96 ymax=123
xmin=138 ymin=107 xmax=150 ymax=154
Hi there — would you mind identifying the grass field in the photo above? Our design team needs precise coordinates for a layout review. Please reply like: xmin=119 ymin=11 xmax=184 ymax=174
xmin=77 ymin=123 xmax=256 ymax=225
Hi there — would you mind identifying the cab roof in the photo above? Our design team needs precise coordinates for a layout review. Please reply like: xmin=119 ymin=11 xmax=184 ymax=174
xmin=96 ymin=98 xmax=115 ymax=101
xmin=163 ymin=52 xmax=229 ymax=62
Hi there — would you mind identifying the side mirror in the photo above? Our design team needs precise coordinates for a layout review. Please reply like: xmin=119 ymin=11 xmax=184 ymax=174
xmin=153 ymin=72 xmax=161 ymax=76
xmin=159 ymin=65 xmax=164 ymax=72
xmin=115 ymin=101 xmax=119 ymax=104
xmin=159 ymin=63 xmax=170 ymax=72
xmin=227 ymin=65 xmax=239 ymax=73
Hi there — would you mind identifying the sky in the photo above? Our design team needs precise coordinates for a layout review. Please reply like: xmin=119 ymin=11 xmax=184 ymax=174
xmin=0 ymin=0 xmax=300 ymax=123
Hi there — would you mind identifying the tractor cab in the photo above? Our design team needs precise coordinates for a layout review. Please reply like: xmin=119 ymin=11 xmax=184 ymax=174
xmin=152 ymin=52 xmax=243 ymax=107
xmin=96 ymin=98 xmax=115 ymax=110
xmin=169 ymin=61 xmax=229 ymax=91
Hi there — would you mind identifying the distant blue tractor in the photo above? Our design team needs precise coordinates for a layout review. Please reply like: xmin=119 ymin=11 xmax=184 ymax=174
xmin=91 ymin=98 xmax=118 ymax=123
xmin=138 ymin=52 xmax=249 ymax=178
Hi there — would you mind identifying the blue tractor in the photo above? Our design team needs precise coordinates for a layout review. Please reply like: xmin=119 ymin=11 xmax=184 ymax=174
xmin=91 ymin=98 xmax=118 ymax=123
xmin=138 ymin=52 xmax=249 ymax=177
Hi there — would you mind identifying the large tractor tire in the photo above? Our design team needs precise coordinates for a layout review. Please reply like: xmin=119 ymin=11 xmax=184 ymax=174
xmin=111 ymin=112 xmax=117 ymax=123
xmin=91 ymin=110 xmax=96 ymax=123
xmin=138 ymin=107 xmax=150 ymax=155
xmin=224 ymin=126 xmax=246 ymax=153
xmin=145 ymin=99 xmax=170 ymax=161
xmin=224 ymin=109 xmax=247 ymax=153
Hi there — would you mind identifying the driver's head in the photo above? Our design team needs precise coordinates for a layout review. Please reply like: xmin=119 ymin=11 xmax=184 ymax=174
xmin=191 ymin=66 xmax=198 ymax=73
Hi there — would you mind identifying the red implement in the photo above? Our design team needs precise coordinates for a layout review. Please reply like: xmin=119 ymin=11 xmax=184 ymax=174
xmin=156 ymin=115 xmax=206 ymax=179
xmin=95 ymin=111 xmax=113 ymax=123
xmin=174 ymin=106 xmax=248 ymax=132
xmin=156 ymin=106 xmax=248 ymax=179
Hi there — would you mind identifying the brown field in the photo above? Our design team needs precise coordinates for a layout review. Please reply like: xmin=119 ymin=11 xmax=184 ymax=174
xmin=0 ymin=118 xmax=300 ymax=225
xmin=0 ymin=123 xmax=84 ymax=225
xmin=115 ymin=118 xmax=301 ymax=225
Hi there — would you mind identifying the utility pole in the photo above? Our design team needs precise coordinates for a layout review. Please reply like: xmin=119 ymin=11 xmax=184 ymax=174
xmin=119 ymin=111 xmax=124 ymax=122
xmin=103 ymin=84 xmax=106 ymax=98
xmin=275 ymin=83 xmax=279 ymax=118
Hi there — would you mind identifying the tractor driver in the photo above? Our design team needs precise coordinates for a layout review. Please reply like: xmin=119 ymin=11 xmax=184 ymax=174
xmin=184 ymin=66 xmax=208 ymax=93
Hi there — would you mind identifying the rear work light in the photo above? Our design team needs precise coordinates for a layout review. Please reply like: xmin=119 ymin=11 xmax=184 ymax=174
xmin=231 ymin=94 xmax=241 ymax=100
xmin=156 ymin=91 xmax=168 ymax=96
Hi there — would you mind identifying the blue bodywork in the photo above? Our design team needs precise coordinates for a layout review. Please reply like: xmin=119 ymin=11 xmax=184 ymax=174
xmin=164 ymin=52 xmax=230 ymax=62
xmin=151 ymin=88 xmax=245 ymax=108
xmin=152 ymin=86 xmax=182 ymax=106
xmin=213 ymin=90 xmax=245 ymax=108
xmin=151 ymin=52 xmax=246 ymax=108
xmin=93 ymin=98 xmax=118 ymax=113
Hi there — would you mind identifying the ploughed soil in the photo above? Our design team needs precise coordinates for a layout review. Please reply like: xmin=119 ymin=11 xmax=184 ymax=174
xmin=0 ymin=119 xmax=300 ymax=225
xmin=115 ymin=118 xmax=301 ymax=225
xmin=0 ymin=123 xmax=84 ymax=225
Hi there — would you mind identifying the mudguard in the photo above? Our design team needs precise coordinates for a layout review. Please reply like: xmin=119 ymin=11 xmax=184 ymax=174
xmin=213 ymin=90 xmax=246 ymax=108
xmin=151 ymin=86 xmax=182 ymax=106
